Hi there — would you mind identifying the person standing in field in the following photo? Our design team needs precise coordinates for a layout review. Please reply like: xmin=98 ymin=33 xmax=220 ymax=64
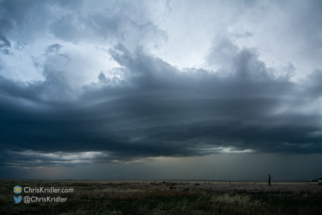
xmin=268 ymin=174 xmax=271 ymax=186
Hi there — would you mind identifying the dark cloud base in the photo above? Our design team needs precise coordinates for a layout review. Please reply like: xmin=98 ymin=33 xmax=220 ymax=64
xmin=0 ymin=0 xmax=321 ymax=169
xmin=1 ymin=44 xmax=322 ymax=168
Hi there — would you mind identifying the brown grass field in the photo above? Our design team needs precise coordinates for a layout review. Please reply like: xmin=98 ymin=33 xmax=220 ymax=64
xmin=1 ymin=179 xmax=322 ymax=215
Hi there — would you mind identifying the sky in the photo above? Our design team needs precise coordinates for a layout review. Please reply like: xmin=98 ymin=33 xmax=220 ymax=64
xmin=0 ymin=0 xmax=322 ymax=181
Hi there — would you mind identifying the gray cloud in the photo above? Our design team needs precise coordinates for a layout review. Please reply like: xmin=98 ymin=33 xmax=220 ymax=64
xmin=1 ymin=41 xmax=322 ymax=167
xmin=0 ymin=0 xmax=321 ymax=172
xmin=0 ymin=34 xmax=10 ymax=47
xmin=48 ymin=1 xmax=167 ymax=50
xmin=45 ymin=44 xmax=62 ymax=54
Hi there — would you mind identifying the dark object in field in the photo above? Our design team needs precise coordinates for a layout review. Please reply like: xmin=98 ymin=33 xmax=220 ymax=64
xmin=318 ymin=183 xmax=322 ymax=185
xmin=169 ymin=186 xmax=176 ymax=190
xmin=183 ymin=188 xmax=190 ymax=191
xmin=195 ymin=183 xmax=200 ymax=186
xmin=268 ymin=174 xmax=271 ymax=186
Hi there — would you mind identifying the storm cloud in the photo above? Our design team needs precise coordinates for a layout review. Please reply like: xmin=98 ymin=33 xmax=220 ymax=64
xmin=0 ymin=0 xmax=321 ymax=176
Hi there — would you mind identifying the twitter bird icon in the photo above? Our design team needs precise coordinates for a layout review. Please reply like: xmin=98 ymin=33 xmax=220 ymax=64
xmin=14 ymin=196 xmax=22 ymax=204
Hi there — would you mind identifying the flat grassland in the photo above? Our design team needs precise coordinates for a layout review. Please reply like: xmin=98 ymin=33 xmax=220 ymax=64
xmin=1 ymin=179 xmax=322 ymax=215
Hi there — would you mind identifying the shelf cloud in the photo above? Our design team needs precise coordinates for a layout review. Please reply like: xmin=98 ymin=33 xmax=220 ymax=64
xmin=0 ymin=0 xmax=321 ymax=179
